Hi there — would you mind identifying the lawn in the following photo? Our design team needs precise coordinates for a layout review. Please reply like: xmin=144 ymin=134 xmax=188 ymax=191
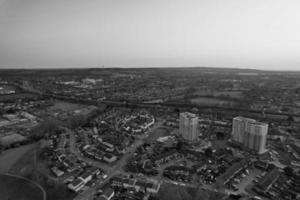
xmin=211 ymin=140 xmax=228 ymax=150
xmin=0 ymin=143 xmax=37 ymax=173
xmin=144 ymin=127 xmax=170 ymax=143
xmin=194 ymin=90 xmax=244 ymax=99
xmin=0 ymin=174 xmax=45 ymax=200
xmin=213 ymin=91 xmax=243 ymax=99
xmin=0 ymin=93 xmax=37 ymax=102
xmin=4 ymin=143 xmax=76 ymax=200
xmin=157 ymin=183 xmax=226 ymax=200
xmin=190 ymin=97 xmax=236 ymax=106
xmin=48 ymin=101 xmax=84 ymax=112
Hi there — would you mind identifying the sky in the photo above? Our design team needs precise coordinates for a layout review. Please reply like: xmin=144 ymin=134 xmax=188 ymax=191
xmin=0 ymin=0 xmax=300 ymax=70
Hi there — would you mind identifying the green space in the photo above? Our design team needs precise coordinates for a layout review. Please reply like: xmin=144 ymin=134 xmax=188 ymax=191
xmin=0 ymin=174 xmax=45 ymax=200
xmin=5 ymin=142 xmax=76 ymax=200
xmin=157 ymin=183 xmax=226 ymax=200
xmin=0 ymin=143 xmax=37 ymax=173
xmin=48 ymin=101 xmax=85 ymax=112
xmin=144 ymin=127 xmax=170 ymax=143
xmin=0 ymin=93 xmax=37 ymax=102
xmin=190 ymin=97 xmax=236 ymax=106
xmin=211 ymin=140 xmax=228 ymax=150
xmin=0 ymin=133 xmax=26 ymax=147
xmin=213 ymin=91 xmax=244 ymax=99
xmin=194 ymin=90 xmax=244 ymax=99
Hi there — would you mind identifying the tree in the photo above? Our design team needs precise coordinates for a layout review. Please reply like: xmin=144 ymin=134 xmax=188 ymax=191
xmin=204 ymin=148 xmax=213 ymax=157
xmin=0 ymin=144 xmax=3 ymax=154
xmin=284 ymin=166 xmax=294 ymax=177
xmin=30 ymin=119 xmax=60 ymax=140
xmin=176 ymin=140 xmax=184 ymax=152
xmin=287 ymin=115 xmax=294 ymax=125
xmin=68 ymin=114 xmax=86 ymax=129
xmin=216 ymin=132 xmax=225 ymax=140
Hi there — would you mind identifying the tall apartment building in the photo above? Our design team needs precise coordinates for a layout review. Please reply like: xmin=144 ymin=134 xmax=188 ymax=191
xmin=232 ymin=116 xmax=268 ymax=154
xmin=179 ymin=112 xmax=199 ymax=142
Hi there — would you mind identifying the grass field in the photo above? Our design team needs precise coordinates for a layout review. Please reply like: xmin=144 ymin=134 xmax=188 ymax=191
xmin=194 ymin=90 xmax=244 ymax=99
xmin=0 ymin=174 xmax=44 ymax=200
xmin=211 ymin=140 xmax=228 ymax=150
xmin=0 ymin=143 xmax=37 ymax=173
xmin=48 ymin=101 xmax=84 ymax=112
xmin=0 ymin=93 xmax=37 ymax=101
xmin=3 ymin=142 xmax=76 ymax=200
xmin=190 ymin=97 xmax=236 ymax=106
xmin=213 ymin=91 xmax=243 ymax=99
xmin=157 ymin=183 xmax=226 ymax=200
xmin=144 ymin=127 xmax=170 ymax=143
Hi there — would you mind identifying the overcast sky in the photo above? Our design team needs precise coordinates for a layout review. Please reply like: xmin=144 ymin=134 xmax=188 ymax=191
xmin=0 ymin=0 xmax=300 ymax=70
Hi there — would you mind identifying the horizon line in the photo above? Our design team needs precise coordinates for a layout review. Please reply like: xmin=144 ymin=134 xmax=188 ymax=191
xmin=0 ymin=65 xmax=299 ymax=72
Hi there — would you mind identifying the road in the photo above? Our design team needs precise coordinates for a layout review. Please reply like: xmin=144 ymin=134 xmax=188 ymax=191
xmin=1 ymin=173 xmax=47 ymax=200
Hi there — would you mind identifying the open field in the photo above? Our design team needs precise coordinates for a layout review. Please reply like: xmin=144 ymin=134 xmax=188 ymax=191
xmin=0 ymin=174 xmax=45 ymax=200
xmin=211 ymin=140 xmax=228 ymax=150
xmin=190 ymin=97 xmax=237 ymax=106
xmin=157 ymin=183 xmax=226 ymax=200
xmin=0 ymin=93 xmax=37 ymax=101
xmin=144 ymin=127 xmax=170 ymax=143
xmin=48 ymin=101 xmax=85 ymax=112
xmin=194 ymin=90 xmax=244 ymax=99
xmin=213 ymin=91 xmax=244 ymax=99
xmin=0 ymin=143 xmax=37 ymax=173
xmin=1 ymin=142 xmax=75 ymax=200
xmin=0 ymin=133 xmax=26 ymax=147
xmin=8 ymin=143 xmax=38 ymax=176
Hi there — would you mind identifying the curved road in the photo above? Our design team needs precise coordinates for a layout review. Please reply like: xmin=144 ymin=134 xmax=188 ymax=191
xmin=0 ymin=173 xmax=46 ymax=200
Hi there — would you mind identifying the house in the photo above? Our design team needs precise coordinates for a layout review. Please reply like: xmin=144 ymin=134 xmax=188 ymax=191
xmin=287 ymin=144 xmax=300 ymax=160
xmin=68 ymin=178 xmax=85 ymax=192
xmin=146 ymin=182 xmax=160 ymax=193
xmin=217 ymin=158 xmax=251 ymax=185
xmin=152 ymin=150 xmax=180 ymax=166
xmin=134 ymin=181 xmax=148 ymax=192
xmin=67 ymin=164 xmax=80 ymax=173
xmin=123 ymin=179 xmax=136 ymax=188
xmin=256 ymin=168 xmax=280 ymax=192
xmin=100 ymin=188 xmax=115 ymax=200
xmin=103 ymin=153 xmax=117 ymax=163
xmin=90 ymin=167 xmax=101 ymax=176
xmin=51 ymin=166 xmax=64 ymax=177
xmin=110 ymin=176 xmax=161 ymax=194
xmin=110 ymin=176 xmax=124 ymax=187
xmin=79 ymin=171 xmax=93 ymax=183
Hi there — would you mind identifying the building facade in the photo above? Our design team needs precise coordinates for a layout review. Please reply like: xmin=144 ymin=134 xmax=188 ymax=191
xmin=232 ymin=116 xmax=268 ymax=154
xmin=179 ymin=112 xmax=199 ymax=141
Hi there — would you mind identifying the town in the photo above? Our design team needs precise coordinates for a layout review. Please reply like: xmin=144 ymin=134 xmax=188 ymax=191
xmin=0 ymin=68 xmax=299 ymax=200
